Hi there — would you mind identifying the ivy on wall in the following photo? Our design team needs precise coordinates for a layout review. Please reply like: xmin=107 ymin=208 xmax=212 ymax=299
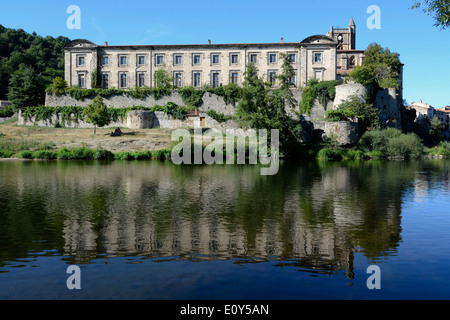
xmin=300 ymin=79 xmax=339 ymax=116
xmin=50 ymin=83 xmax=243 ymax=109
xmin=22 ymin=102 xmax=193 ymax=125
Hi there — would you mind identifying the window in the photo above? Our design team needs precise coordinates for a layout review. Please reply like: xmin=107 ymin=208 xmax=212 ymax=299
xmin=231 ymin=54 xmax=238 ymax=64
xmin=193 ymin=54 xmax=201 ymax=65
xmin=78 ymin=73 xmax=85 ymax=88
xmin=119 ymin=73 xmax=127 ymax=88
xmin=230 ymin=72 xmax=238 ymax=84
xmin=268 ymin=71 xmax=277 ymax=85
xmin=101 ymin=73 xmax=109 ymax=89
xmin=174 ymin=55 xmax=182 ymax=65
xmin=174 ymin=72 xmax=183 ymax=87
xmin=120 ymin=56 xmax=127 ymax=65
xmin=349 ymin=55 xmax=356 ymax=67
xmin=212 ymin=54 xmax=220 ymax=64
xmin=289 ymin=54 xmax=296 ymax=63
xmin=101 ymin=56 xmax=109 ymax=66
xmin=156 ymin=55 xmax=164 ymax=65
xmin=269 ymin=53 xmax=277 ymax=63
xmin=249 ymin=54 xmax=257 ymax=64
xmin=289 ymin=74 xmax=296 ymax=86
xmin=193 ymin=72 xmax=201 ymax=87
xmin=77 ymin=56 xmax=85 ymax=67
xmin=137 ymin=72 xmax=145 ymax=87
xmin=314 ymin=53 xmax=322 ymax=63
xmin=212 ymin=72 xmax=220 ymax=88
xmin=138 ymin=55 xmax=146 ymax=66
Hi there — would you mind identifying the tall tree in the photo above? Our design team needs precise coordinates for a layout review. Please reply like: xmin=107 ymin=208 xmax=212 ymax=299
xmin=412 ymin=0 xmax=450 ymax=29
xmin=349 ymin=43 xmax=401 ymax=89
xmin=0 ymin=24 xmax=70 ymax=100
xmin=236 ymin=60 xmax=302 ymax=157
xmin=7 ymin=64 xmax=45 ymax=110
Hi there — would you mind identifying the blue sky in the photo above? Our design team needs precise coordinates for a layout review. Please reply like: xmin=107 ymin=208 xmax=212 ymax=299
xmin=1 ymin=0 xmax=449 ymax=107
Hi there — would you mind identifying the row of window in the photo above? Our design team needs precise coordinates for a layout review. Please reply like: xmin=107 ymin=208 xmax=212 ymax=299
xmin=77 ymin=70 xmax=297 ymax=89
xmin=76 ymin=52 xmax=322 ymax=68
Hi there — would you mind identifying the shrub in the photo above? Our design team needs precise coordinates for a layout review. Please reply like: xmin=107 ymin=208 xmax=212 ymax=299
xmin=316 ymin=148 xmax=342 ymax=161
xmin=358 ymin=130 xmax=390 ymax=155
xmin=326 ymin=108 xmax=356 ymax=122
xmin=387 ymin=133 xmax=423 ymax=158
xmin=358 ymin=128 xmax=422 ymax=159
xmin=0 ymin=106 xmax=15 ymax=118
xmin=114 ymin=151 xmax=134 ymax=160
xmin=426 ymin=142 xmax=450 ymax=157
xmin=57 ymin=147 xmax=95 ymax=160
xmin=151 ymin=149 xmax=171 ymax=160
xmin=206 ymin=110 xmax=232 ymax=123
xmin=342 ymin=149 xmax=365 ymax=160
xmin=32 ymin=150 xmax=57 ymax=159
xmin=0 ymin=149 xmax=15 ymax=158
xmin=94 ymin=149 xmax=114 ymax=160
xmin=16 ymin=150 xmax=33 ymax=159
xmin=132 ymin=151 xmax=152 ymax=160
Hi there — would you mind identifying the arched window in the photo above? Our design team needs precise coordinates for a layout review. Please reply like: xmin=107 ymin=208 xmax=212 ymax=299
xmin=349 ymin=55 xmax=356 ymax=67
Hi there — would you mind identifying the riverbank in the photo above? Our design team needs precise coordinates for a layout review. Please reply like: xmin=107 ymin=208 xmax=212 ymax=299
xmin=0 ymin=116 xmax=173 ymax=154
xmin=1 ymin=117 xmax=449 ymax=162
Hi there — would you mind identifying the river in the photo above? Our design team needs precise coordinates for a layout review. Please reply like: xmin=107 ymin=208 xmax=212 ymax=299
xmin=0 ymin=159 xmax=449 ymax=300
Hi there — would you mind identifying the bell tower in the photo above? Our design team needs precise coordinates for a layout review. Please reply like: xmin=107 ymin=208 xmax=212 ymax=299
xmin=348 ymin=17 xmax=356 ymax=50
xmin=327 ymin=17 xmax=356 ymax=50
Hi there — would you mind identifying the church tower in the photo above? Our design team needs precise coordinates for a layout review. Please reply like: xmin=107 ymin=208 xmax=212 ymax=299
xmin=327 ymin=17 xmax=356 ymax=50
xmin=348 ymin=17 xmax=356 ymax=50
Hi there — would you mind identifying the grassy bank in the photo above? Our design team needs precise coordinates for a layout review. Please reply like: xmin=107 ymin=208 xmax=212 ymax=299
xmin=5 ymin=146 xmax=173 ymax=161
xmin=1 ymin=118 xmax=448 ymax=162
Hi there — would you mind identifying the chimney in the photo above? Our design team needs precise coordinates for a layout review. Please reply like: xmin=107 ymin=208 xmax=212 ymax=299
xmin=208 ymin=39 xmax=211 ymax=45
xmin=105 ymin=41 xmax=108 ymax=46
xmin=281 ymin=37 xmax=284 ymax=43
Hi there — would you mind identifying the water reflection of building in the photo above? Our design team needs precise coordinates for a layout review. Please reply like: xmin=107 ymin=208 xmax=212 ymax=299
xmin=38 ymin=162 xmax=404 ymax=280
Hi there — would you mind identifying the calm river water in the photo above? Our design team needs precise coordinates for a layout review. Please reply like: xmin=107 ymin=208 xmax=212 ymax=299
xmin=0 ymin=159 xmax=449 ymax=300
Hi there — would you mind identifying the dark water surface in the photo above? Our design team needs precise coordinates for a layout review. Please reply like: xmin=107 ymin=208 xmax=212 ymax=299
xmin=0 ymin=159 xmax=449 ymax=300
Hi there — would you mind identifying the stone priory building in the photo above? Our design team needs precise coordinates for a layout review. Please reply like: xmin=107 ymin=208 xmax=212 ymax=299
xmin=64 ymin=18 xmax=364 ymax=91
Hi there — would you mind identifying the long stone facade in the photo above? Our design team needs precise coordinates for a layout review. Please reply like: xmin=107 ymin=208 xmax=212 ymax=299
xmin=64 ymin=19 xmax=362 ymax=90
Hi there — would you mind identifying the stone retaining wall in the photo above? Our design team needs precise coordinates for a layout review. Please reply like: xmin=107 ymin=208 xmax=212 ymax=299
xmin=17 ymin=109 xmax=239 ymax=131
xmin=45 ymin=91 xmax=237 ymax=116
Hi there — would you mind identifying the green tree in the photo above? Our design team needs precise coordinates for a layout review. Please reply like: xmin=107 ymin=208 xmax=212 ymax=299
xmin=412 ymin=0 xmax=450 ymax=29
xmin=276 ymin=53 xmax=297 ymax=110
xmin=83 ymin=95 xmax=111 ymax=134
xmin=0 ymin=25 xmax=70 ymax=100
xmin=7 ymin=64 xmax=45 ymax=110
xmin=430 ymin=115 xmax=443 ymax=142
xmin=46 ymin=77 xmax=68 ymax=95
xmin=331 ymin=95 xmax=381 ymax=133
xmin=236 ymin=61 xmax=302 ymax=157
xmin=350 ymin=43 xmax=401 ymax=89
xmin=154 ymin=64 xmax=173 ymax=89
xmin=91 ymin=68 xmax=101 ymax=89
